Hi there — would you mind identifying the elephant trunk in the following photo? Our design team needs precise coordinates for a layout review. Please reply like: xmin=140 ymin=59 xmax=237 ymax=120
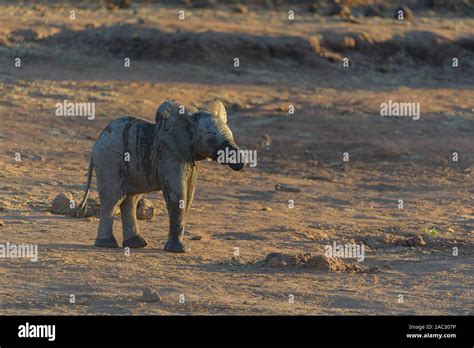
xmin=215 ymin=140 xmax=246 ymax=171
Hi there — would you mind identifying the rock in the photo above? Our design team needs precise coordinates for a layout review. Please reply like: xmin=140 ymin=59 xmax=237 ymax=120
xmin=328 ymin=4 xmax=351 ymax=18
xmin=305 ymin=175 xmax=333 ymax=182
xmin=395 ymin=235 xmax=426 ymax=247
xmin=275 ymin=184 xmax=302 ymax=193
xmin=103 ymin=0 xmax=132 ymax=10
xmin=141 ymin=288 xmax=161 ymax=303
xmin=394 ymin=6 xmax=414 ymax=20
xmin=50 ymin=192 xmax=76 ymax=215
xmin=185 ymin=0 xmax=217 ymax=9
xmin=262 ymin=207 xmax=272 ymax=211
xmin=253 ymin=133 xmax=272 ymax=150
xmin=308 ymin=2 xmax=323 ymax=14
xmin=189 ymin=235 xmax=203 ymax=241
xmin=0 ymin=220 xmax=4 ymax=226
xmin=261 ymin=133 xmax=272 ymax=148
xmin=364 ymin=4 xmax=385 ymax=17
xmin=385 ymin=234 xmax=426 ymax=247
xmin=232 ymin=5 xmax=248 ymax=14
xmin=136 ymin=198 xmax=154 ymax=220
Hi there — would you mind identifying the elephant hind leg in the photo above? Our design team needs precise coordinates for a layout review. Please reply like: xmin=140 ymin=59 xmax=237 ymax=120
xmin=121 ymin=194 xmax=148 ymax=248
xmin=95 ymin=193 xmax=125 ymax=248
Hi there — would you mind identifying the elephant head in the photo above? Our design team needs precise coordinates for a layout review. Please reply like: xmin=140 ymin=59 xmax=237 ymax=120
xmin=156 ymin=99 xmax=246 ymax=171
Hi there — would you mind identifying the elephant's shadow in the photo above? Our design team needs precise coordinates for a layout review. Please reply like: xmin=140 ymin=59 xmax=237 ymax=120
xmin=39 ymin=243 xmax=165 ymax=254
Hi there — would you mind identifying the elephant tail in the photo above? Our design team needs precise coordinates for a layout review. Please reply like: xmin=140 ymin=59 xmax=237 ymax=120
xmin=76 ymin=158 xmax=94 ymax=217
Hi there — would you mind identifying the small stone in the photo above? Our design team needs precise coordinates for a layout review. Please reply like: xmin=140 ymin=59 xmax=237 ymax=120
xmin=275 ymin=184 xmax=302 ymax=193
xmin=364 ymin=4 xmax=385 ymax=17
xmin=103 ymin=0 xmax=132 ymax=10
xmin=394 ymin=6 xmax=414 ymax=20
xmin=328 ymin=4 xmax=351 ymax=18
xmin=141 ymin=288 xmax=161 ymax=303
xmin=189 ymin=235 xmax=203 ymax=241
xmin=232 ymin=4 xmax=248 ymax=14
xmin=137 ymin=198 xmax=155 ymax=220
xmin=260 ymin=133 xmax=272 ymax=148
xmin=0 ymin=220 xmax=4 ymax=226
xmin=262 ymin=207 xmax=272 ymax=211
xmin=308 ymin=2 xmax=323 ymax=14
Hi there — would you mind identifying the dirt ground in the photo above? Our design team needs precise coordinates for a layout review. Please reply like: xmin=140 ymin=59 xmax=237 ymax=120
xmin=0 ymin=1 xmax=473 ymax=315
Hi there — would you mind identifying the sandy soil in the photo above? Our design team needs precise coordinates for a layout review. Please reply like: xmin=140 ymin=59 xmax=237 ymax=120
xmin=0 ymin=1 xmax=473 ymax=315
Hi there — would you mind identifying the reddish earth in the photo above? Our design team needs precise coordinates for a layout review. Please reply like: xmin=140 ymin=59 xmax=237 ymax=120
xmin=0 ymin=1 xmax=473 ymax=315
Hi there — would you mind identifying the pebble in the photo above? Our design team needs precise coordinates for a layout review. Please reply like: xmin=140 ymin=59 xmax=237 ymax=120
xmin=275 ymin=184 xmax=302 ymax=193
xmin=141 ymin=288 xmax=161 ymax=303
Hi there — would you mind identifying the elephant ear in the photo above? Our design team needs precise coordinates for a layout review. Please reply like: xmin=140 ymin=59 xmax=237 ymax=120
xmin=202 ymin=99 xmax=227 ymax=123
xmin=155 ymin=100 xmax=197 ymax=162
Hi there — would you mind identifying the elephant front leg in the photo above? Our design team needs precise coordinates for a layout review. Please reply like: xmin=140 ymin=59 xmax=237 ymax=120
xmin=163 ymin=187 xmax=190 ymax=253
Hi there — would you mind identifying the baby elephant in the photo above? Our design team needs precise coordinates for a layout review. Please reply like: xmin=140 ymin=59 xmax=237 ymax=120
xmin=77 ymin=100 xmax=246 ymax=252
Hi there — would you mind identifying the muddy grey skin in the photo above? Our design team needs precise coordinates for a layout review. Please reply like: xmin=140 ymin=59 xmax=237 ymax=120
xmin=77 ymin=100 xmax=245 ymax=253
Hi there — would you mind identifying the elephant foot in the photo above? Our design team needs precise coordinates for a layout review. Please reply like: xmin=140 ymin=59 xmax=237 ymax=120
xmin=164 ymin=239 xmax=189 ymax=253
xmin=123 ymin=235 xmax=148 ymax=248
xmin=94 ymin=236 xmax=119 ymax=248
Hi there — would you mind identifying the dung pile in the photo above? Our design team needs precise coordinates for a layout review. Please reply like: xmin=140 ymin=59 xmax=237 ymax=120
xmin=50 ymin=193 xmax=154 ymax=220
xmin=260 ymin=252 xmax=368 ymax=273
xmin=384 ymin=234 xmax=427 ymax=247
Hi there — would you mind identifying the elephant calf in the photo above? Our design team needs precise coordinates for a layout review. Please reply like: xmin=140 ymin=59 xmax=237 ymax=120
xmin=77 ymin=100 xmax=245 ymax=253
